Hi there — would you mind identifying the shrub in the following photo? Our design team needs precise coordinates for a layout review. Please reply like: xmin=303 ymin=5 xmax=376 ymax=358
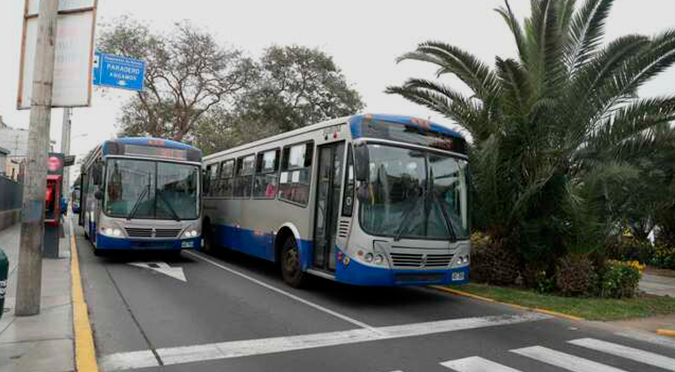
xmin=555 ymin=254 xmax=593 ymax=296
xmin=469 ymin=232 xmax=519 ymax=285
xmin=651 ymin=244 xmax=675 ymax=270
xmin=469 ymin=232 xmax=491 ymax=283
xmin=601 ymin=260 xmax=643 ymax=298
xmin=605 ymin=238 xmax=654 ymax=264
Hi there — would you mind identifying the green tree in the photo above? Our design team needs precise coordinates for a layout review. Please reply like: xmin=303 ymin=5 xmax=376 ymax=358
xmin=98 ymin=17 xmax=255 ymax=141
xmin=193 ymin=45 xmax=365 ymax=154
xmin=388 ymin=0 xmax=675 ymax=282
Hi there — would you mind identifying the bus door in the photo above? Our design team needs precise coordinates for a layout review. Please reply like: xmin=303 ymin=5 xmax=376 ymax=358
xmin=313 ymin=142 xmax=345 ymax=271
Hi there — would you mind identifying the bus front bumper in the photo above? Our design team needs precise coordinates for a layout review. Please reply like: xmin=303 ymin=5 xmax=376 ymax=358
xmin=96 ymin=234 xmax=202 ymax=251
xmin=334 ymin=256 xmax=469 ymax=286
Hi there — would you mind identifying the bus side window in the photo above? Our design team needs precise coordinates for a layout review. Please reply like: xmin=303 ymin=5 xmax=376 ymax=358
xmin=235 ymin=155 xmax=255 ymax=198
xmin=254 ymin=149 xmax=280 ymax=199
xmin=278 ymin=142 xmax=313 ymax=206
xmin=221 ymin=160 xmax=235 ymax=198
xmin=203 ymin=166 xmax=211 ymax=195
xmin=342 ymin=145 xmax=355 ymax=217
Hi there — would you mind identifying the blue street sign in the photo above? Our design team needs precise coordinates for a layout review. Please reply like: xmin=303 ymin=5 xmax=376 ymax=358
xmin=93 ymin=52 xmax=145 ymax=91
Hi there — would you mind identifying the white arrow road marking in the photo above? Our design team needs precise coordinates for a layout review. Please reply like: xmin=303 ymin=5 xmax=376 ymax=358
xmin=128 ymin=262 xmax=187 ymax=282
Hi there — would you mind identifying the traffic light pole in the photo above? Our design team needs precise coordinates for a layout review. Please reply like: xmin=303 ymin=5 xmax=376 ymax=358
xmin=15 ymin=0 xmax=59 ymax=316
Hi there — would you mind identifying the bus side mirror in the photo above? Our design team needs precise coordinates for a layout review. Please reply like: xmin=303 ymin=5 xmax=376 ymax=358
xmin=94 ymin=190 xmax=103 ymax=200
xmin=353 ymin=144 xmax=369 ymax=181
xmin=356 ymin=183 xmax=370 ymax=203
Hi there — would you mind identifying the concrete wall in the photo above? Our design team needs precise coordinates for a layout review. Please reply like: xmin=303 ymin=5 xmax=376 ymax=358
xmin=0 ymin=176 xmax=22 ymax=232
xmin=0 ymin=209 xmax=21 ymax=231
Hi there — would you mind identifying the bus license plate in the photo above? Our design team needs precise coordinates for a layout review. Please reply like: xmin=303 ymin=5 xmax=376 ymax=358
xmin=181 ymin=240 xmax=194 ymax=248
xmin=452 ymin=272 xmax=465 ymax=281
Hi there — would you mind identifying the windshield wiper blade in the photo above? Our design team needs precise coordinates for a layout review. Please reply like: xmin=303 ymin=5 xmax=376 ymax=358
xmin=393 ymin=189 xmax=423 ymax=241
xmin=127 ymin=184 xmax=150 ymax=221
xmin=156 ymin=190 xmax=181 ymax=222
xmin=433 ymin=190 xmax=458 ymax=242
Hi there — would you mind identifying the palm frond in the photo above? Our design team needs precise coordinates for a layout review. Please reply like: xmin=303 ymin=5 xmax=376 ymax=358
xmin=495 ymin=1 xmax=530 ymax=67
xmin=397 ymin=41 xmax=500 ymax=102
xmin=523 ymin=0 xmax=566 ymax=97
xmin=385 ymin=80 xmax=493 ymax=141
xmin=495 ymin=57 xmax=532 ymax=116
xmin=566 ymin=0 xmax=614 ymax=74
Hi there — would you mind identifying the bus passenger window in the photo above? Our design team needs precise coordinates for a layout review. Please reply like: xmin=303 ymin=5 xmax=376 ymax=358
xmin=279 ymin=142 xmax=313 ymax=205
xmin=254 ymin=149 xmax=280 ymax=199
xmin=221 ymin=160 xmax=235 ymax=198
xmin=235 ymin=155 xmax=255 ymax=198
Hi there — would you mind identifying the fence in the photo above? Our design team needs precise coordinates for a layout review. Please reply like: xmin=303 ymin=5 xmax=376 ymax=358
xmin=0 ymin=176 xmax=22 ymax=212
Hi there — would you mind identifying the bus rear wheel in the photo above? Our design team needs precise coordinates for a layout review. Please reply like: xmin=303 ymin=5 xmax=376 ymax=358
xmin=281 ymin=237 xmax=306 ymax=288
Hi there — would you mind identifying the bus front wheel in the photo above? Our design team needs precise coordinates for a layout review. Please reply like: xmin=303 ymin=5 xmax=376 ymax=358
xmin=281 ymin=237 xmax=306 ymax=288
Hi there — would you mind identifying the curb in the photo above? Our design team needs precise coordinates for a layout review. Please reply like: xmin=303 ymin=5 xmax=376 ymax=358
xmin=429 ymin=285 xmax=584 ymax=322
xmin=656 ymin=329 xmax=675 ymax=338
xmin=70 ymin=220 xmax=99 ymax=372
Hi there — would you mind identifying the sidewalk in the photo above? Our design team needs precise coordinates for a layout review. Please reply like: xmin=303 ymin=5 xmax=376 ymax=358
xmin=0 ymin=223 xmax=74 ymax=372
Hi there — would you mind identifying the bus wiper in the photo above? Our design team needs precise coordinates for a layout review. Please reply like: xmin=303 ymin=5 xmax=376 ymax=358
xmin=432 ymin=190 xmax=458 ymax=242
xmin=393 ymin=188 xmax=424 ymax=242
xmin=127 ymin=184 xmax=150 ymax=221
xmin=428 ymin=166 xmax=457 ymax=242
xmin=156 ymin=190 xmax=181 ymax=222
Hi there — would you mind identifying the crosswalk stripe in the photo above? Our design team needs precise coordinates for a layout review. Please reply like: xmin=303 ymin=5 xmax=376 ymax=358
xmin=569 ymin=338 xmax=675 ymax=371
xmin=511 ymin=346 xmax=628 ymax=372
xmin=441 ymin=356 xmax=522 ymax=372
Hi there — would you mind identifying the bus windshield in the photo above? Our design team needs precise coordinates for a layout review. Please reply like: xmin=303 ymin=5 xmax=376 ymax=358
xmin=104 ymin=158 xmax=200 ymax=220
xmin=359 ymin=144 xmax=469 ymax=240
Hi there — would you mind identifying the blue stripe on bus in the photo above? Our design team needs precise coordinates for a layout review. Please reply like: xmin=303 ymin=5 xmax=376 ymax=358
xmin=95 ymin=234 xmax=202 ymax=251
xmin=349 ymin=114 xmax=465 ymax=139
xmin=213 ymin=224 xmax=314 ymax=268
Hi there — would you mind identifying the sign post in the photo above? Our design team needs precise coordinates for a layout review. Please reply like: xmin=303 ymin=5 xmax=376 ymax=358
xmin=15 ymin=0 xmax=59 ymax=317
xmin=93 ymin=52 xmax=146 ymax=91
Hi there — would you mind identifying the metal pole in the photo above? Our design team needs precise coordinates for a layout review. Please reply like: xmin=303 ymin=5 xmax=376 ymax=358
xmin=15 ymin=0 xmax=59 ymax=316
xmin=61 ymin=108 xmax=71 ymax=202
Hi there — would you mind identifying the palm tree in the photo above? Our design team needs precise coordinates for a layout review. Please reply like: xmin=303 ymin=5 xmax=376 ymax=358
xmin=387 ymin=0 xmax=675 ymax=287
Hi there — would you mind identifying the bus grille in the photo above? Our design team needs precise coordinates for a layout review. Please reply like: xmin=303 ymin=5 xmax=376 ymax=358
xmin=389 ymin=253 xmax=454 ymax=268
xmin=125 ymin=228 xmax=181 ymax=238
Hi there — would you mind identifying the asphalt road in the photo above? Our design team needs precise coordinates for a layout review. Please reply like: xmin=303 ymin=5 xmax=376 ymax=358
xmin=75 ymin=219 xmax=675 ymax=372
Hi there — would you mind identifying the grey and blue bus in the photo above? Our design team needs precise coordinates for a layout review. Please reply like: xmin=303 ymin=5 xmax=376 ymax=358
xmin=202 ymin=114 xmax=470 ymax=287
xmin=79 ymin=138 xmax=202 ymax=255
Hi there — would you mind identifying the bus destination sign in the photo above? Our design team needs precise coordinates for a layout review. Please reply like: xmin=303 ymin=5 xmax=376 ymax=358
xmin=124 ymin=144 xmax=187 ymax=160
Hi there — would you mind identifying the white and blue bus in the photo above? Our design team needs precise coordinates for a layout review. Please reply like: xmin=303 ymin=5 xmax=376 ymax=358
xmin=79 ymin=138 xmax=203 ymax=255
xmin=203 ymin=114 xmax=470 ymax=287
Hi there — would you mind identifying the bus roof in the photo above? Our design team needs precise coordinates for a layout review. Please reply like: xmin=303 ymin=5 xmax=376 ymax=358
xmin=104 ymin=137 xmax=199 ymax=153
xmin=349 ymin=114 xmax=464 ymax=139
xmin=203 ymin=114 xmax=465 ymax=161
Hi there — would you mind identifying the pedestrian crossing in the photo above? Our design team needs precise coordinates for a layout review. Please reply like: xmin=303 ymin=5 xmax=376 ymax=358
xmin=436 ymin=338 xmax=675 ymax=372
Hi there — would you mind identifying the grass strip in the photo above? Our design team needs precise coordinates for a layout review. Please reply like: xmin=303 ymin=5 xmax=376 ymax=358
xmin=454 ymin=283 xmax=675 ymax=321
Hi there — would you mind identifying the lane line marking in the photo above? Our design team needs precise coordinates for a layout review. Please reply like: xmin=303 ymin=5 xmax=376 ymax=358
xmin=441 ymin=356 xmax=522 ymax=371
xmin=615 ymin=330 xmax=675 ymax=349
xmin=185 ymin=251 xmax=380 ymax=333
xmin=511 ymin=345 xmax=628 ymax=372
xmin=100 ymin=312 xmax=551 ymax=371
xmin=70 ymin=217 xmax=100 ymax=372
xmin=569 ymin=338 xmax=675 ymax=371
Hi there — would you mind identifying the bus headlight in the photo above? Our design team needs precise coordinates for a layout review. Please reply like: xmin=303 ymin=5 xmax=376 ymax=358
xmin=374 ymin=254 xmax=384 ymax=265
xmin=364 ymin=253 xmax=374 ymax=263
xmin=101 ymin=227 xmax=122 ymax=237
xmin=182 ymin=229 xmax=199 ymax=238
